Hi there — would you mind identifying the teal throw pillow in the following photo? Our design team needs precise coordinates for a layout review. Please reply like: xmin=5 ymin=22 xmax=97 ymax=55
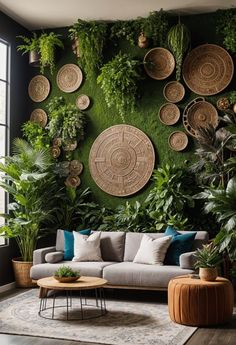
xmin=164 ymin=226 xmax=197 ymax=266
xmin=64 ymin=229 xmax=91 ymax=260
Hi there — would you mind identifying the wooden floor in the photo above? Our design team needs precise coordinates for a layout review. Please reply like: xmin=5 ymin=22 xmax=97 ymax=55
xmin=0 ymin=289 xmax=235 ymax=345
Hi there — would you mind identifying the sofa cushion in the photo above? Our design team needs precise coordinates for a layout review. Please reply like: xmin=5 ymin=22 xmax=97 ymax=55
xmin=64 ymin=229 xmax=91 ymax=260
xmin=45 ymin=251 xmax=64 ymax=263
xmin=73 ymin=231 xmax=103 ymax=262
xmin=56 ymin=230 xmax=125 ymax=262
xmin=103 ymin=262 xmax=194 ymax=288
xmin=30 ymin=261 xmax=115 ymax=280
xmin=133 ymin=235 xmax=172 ymax=265
xmin=124 ymin=233 xmax=164 ymax=262
xmin=164 ymin=226 xmax=197 ymax=265
xmin=124 ymin=231 xmax=209 ymax=262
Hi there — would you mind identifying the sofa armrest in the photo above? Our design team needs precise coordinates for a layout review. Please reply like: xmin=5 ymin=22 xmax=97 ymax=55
xmin=33 ymin=246 xmax=56 ymax=265
xmin=179 ymin=251 xmax=197 ymax=270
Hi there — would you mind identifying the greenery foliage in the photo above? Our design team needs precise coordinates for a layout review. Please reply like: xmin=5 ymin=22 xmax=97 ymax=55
xmin=110 ymin=10 xmax=169 ymax=46
xmin=38 ymin=32 xmax=64 ymax=74
xmin=69 ymin=19 xmax=107 ymax=79
xmin=216 ymin=9 xmax=236 ymax=53
xmin=55 ymin=187 xmax=107 ymax=231
xmin=145 ymin=164 xmax=196 ymax=231
xmin=0 ymin=139 xmax=60 ymax=261
xmin=22 ymin=121 xmax=50 ymax=149
xmin=190 ymin=126 xmax=236 ymax=188
xmin=97 ymin=52 xmax=142 ymax=122
xmin=47 ymin=96 xmax=86 ymax=146
xmin=54 ymin=265 xmax=80 ymax=278
xmin=167 ymin=21 xmax=191 ymax=81
xmin=194 ymin=243 xmax=222 ymax=268
xmin=17 ymin=32 xmax=64 ymax=74
xmin=17 ymin=33 xmax=39 ymax=54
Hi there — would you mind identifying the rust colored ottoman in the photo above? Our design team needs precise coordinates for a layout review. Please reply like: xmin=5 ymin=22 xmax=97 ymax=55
xmin=168 ymin=276 xmax=234 ymax=326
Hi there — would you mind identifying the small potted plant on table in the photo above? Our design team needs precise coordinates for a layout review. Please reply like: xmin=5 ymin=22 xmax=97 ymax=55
xmin=194 ymin=243 xmax=223 ymax=281
xmin=54 ymin=266 xmax=80 ymax=283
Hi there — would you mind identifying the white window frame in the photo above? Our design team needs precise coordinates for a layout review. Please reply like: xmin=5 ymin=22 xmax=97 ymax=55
xmin=0 ymin=38 xmax=10 ymax=247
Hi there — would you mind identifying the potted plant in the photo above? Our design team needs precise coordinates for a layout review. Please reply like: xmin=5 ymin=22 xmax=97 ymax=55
xmin=54 ymin=265 xmax=80 ymax=283
xmin=38 ymin=32 xmax=64 ymax=74
xmin=97 ymin=52 xmax=142 ymax=122
xmin=46 ymin=96 xmax=86 ymax=148
xmin=0 ymin=139 xmax=60 ymax=287
xmin=17 ymin=32 xmax=64 ymax=74
xmin=17 ymin=33 xmax=40 ymax=66
xmin=69 ymin=19 xmax=107 ymax=79
xmin=194 ymin=243 xmax=222 ymax=281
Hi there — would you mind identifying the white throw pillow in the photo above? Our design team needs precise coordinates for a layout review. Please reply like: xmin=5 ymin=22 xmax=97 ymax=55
xmin=73 ymin=231 xmax=103 ymax=262
xmin=133 ymin=234 xmax=172 ymax=265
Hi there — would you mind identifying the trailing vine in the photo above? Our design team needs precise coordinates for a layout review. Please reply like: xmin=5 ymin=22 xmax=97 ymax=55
xmin=97 ymin=52 xmax=142 ymax=122
xmin=69 ymin=20 xmax=107 ymax=79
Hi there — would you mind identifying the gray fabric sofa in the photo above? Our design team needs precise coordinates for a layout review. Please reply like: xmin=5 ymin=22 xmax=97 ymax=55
xmin=30 ymin=230 xmax=209 ymax=290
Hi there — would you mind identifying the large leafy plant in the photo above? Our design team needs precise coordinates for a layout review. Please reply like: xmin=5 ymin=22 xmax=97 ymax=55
xmin=47 ymin=96 xmax=86 ymax=146
xmin=17 ymin=32 xmax=64 ymax=74
xmin=145 ymin=164 xmax=195 ymax=231
xmin=190 ymin=125 xmax=236 ymax=188
xmin=97 ymin=52 xmax=142 ymax=122
xmin=0 ymin=139 xmax=60 ymax=261
xmin=69 ymin=19 xmax=107 ymax=79
xmin=55 ymin=187 xmax=107 ymax=231
xmin=195 ymin=177 xmax=236 ymax=259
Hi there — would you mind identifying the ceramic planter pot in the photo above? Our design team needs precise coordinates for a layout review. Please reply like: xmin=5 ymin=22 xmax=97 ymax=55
xmin=199 ymin=267 xmax=218 ymax=281
xmin=29 ymin=50 xmax=40 ymax=67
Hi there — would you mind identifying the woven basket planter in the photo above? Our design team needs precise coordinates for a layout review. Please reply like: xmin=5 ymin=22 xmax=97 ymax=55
xmin=12 ymin=258 xmax=36 ymax=288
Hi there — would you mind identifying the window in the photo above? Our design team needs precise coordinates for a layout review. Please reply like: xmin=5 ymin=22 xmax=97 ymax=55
xmin=0 ymin=39 xmax=10 ymax=245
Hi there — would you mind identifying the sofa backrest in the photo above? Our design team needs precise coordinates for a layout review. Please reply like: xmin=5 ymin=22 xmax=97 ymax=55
xmin=56 ymin=229 xmax=126 ymax=262
xmin=123 ymin=231 xmax=209 ymax=262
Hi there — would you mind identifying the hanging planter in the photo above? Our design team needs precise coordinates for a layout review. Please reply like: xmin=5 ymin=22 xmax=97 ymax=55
xmin=29 ymin=50 xmax=40 ymax=67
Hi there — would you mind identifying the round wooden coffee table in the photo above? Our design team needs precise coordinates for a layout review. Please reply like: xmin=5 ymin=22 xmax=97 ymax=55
xmin=37 ymin=276 xmax=108 ymax=320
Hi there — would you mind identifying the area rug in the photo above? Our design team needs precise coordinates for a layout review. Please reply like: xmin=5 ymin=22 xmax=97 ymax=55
xmin=0 ymin=289 xmax=197 ymax=345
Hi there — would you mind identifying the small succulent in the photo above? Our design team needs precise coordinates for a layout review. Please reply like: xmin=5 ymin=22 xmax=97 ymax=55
xmin=194 ymin=243 xmax=222 ymax=269
xmin=54 ymin=265 xmax=80 ymax=278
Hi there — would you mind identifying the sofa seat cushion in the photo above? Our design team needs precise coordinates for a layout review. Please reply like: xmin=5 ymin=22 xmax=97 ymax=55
xmin=103 ymin=262 xmax=194 ymax=288
xmin=30 ymin=261 xmax=115 ymax=280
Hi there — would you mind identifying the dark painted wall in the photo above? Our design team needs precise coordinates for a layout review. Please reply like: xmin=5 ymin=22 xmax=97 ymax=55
xmin=0 ymin=11 xmax=30 ymax=286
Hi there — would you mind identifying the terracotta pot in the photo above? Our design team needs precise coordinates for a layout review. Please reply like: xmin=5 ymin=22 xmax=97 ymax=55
xmin=12 ymin=258 xmax=36 ymax=287
xmin=199 ymin=267 xmax=218 ymax=281
xmin=29 ymin=50 xmax=40 ymax=67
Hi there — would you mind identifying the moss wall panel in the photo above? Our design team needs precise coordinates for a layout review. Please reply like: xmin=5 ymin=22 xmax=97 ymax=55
xmin=28 ymin=12 xmax=235 ymax=208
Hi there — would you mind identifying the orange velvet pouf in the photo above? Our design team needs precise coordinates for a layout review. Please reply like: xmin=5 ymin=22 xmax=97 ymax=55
xmin=168 ymin=276 xmax=234 ymax=326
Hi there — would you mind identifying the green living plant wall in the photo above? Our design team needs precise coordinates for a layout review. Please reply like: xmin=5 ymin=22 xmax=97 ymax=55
xmin=27 ymin=12 xmax=235 ymax=209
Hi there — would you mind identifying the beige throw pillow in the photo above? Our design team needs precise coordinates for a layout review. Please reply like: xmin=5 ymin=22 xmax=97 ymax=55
xmin=72 ymin=231 xmax=103 ymax=262
xmin=133 ymin=234 xmax=172 ymax=265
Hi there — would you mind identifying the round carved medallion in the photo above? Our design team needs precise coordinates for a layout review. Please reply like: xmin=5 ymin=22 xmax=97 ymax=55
xmin=89 ymin=125 xmax=155 ymax=197
xmin=57 ymin=64 xmax=83 ymax=93
xmin=30 ymin=108 xmax=48 ymax=127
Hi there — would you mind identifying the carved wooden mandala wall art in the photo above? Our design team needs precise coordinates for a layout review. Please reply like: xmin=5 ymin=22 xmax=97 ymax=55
xmin=89 ymin=125 xmax=155 ymax=197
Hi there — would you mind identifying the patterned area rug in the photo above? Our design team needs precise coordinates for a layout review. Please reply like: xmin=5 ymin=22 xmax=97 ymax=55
xmin=0 ymin=289 xmax=196 ymax=345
